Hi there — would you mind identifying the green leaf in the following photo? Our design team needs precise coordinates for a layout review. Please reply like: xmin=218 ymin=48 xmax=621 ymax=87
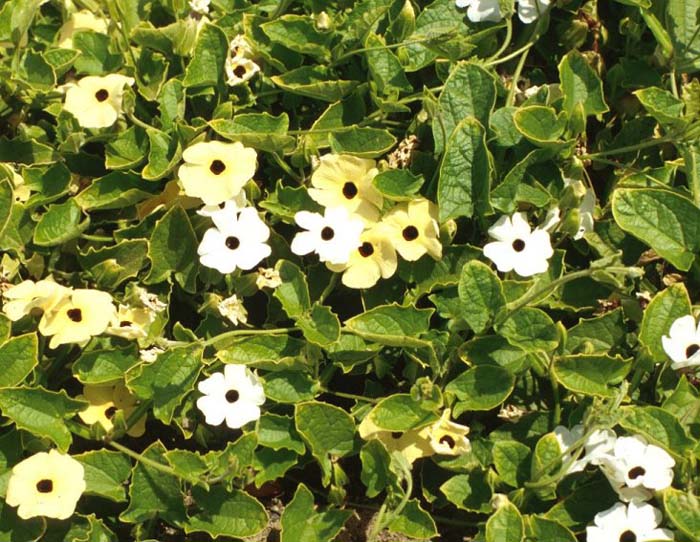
xmin=513 ymin=106 xmax=567 ymax=146
xmin=530 ymin=433 xmax=562 ymax=481
xmin=345 ymin=303 xmax=432 ymax=347
xmin=19 ymin=50 xmax=56 ymax=90
xmin=666 ymin=0 xmax=700 ymax=72
xmin=0 ymin=176 xmax=12 ymax=238
xmin=0 ymin=333 xmax=38 ymax=388
xmin=144 ymin=205 xmax=199 ymax=293
xmin=635 ymin=87 xmax=686 ymax=127
xmin=458 ymin=260 xmax=506 ymax=334
xmin=256 ymin=413 xmax=306 ymax=454
xmin=0 ymin=314 xmax=10 ymax=345
xmin=446 ymin=365 xmax=515 ymax=414
xmin=664 ymin=487 xmax=700 ymax=538
xmin=78 ymin=239 xmax=149 ymax=288
xmin=364 ymin=32 xmax=412 ymax=95
xmin=388 ymin=499 xmax=438 ymax=540
xmin=297 ymin=304 xmax=341 ymax=347
xmin=295 ymin=402 xmax=356 ymax=485
xmin=612 ymin=187 xmax=700 ymax=271
xmin=215 ymin=336 xmax=305 ymax=368
xmin=544 ymin=479 xmax=618 ymax=531
xmin=183 ymin=22 xmax=228 ymax=88
xmin=73 ymin=346 xmax=141 ymax=384
xmin=209 ymin=113 xmax=294 ymax=153
xmin=566 ymin=309 xmax=626 ymax=355
xmin=135 ymin=48 xmax=169 ymax=101
xmin=372 ymin=169 xmax=424 ymax=200
xmin=0 ymin=387 xmax=86 ymax=451
xmin=0 ymin=137 xmax=57 ymax=165
xmin=33 ymin=200 xmax=89 ymax=246
xmin=75 ymin=171 xmax=158 ymax=211
xmin=261 ymin=15 xmax=330 ymax=61
xmin=254 ymin=448 xmax=298 ymax=486
xmin=72 ymin=31 xmax=122 ymax=75
xmin=185 ymin=486 xmax=268 ymax=538
xmin=639 ymin=283 xmax=692 ymax=362
xmin=525 ymin=516 xmax=577 ymax=542
xmin=274 ymin=260 xmax=311 ymax=318
xmin=558 ymin=50 xmax=608 ymax=117
xmin=619 ymin=405 xmax=696 ymax=458
xmin=264 ymin=371 xmax=319 ymax=403
xmin=368 ymin=393 xmax=437 ymax=431
xmin=329 ymin=126 xmax=397 ymax=158
xmin=463 ymin=336 xmax=534 ymax=374
xmin=105 ymin=126 xmax=148 ymax=170
xmin=492 ymin=440 xmax=531 ymax=488
xmin=280 ymin=484 xmax=352 ymax=542
xmin=552 ymin=354 xmax=631 ymax=398
xmin=120 ymin=441 xmax=186 ymax=524
xmin=360 ymin=439 xmax=392 ymax=498
xmin=438 ymin=117 xmax=492 ymax=222
xmin=75 ymin=450 xmax=132 ymax=502
xmin=486 ymin=501 xmax=524 ymax=542
xmin=127 ymin=345 xmax=203 ymax=424
xmin=271 ymin=67 xmax=359 ymax=102
xmin=496 ymin=308 xmax=560 ymax=352
xmin=142 ymin=128 xmax=182 ymax=181
xmin=440 ymin=470 xmax=492 ymax=513
xmin=434 ymin=62 xmax=496 ymax=153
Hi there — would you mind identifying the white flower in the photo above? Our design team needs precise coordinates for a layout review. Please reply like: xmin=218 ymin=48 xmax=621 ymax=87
xmin=517 ymin=0 xmax=551 ymax=24
xmin=225 ymin=56 xmax=261 ymax=87
xmin=586 ymin=501 xmax=673 ymax=542
xmin=256 ymin=267 xmax=282 ymax=289
xmin=483 ymin=212 xmax=553 ymax=277
xmin=291 ymin=207 xmax=364 ymax=265
xmin=197 ymin=193 xmax=247 ymax=219
xmin=136 ymin=287 xmax=167 ymax=313
xmin=218 ymin=294 xmax=248 ymax=326
xmin=229 ymin=34 xmax=254 ymax=58
xmin=455 ymin=0 xmax=503 ymax=22
xmin=198 ymin=207 xmax=271 ymax=274
xmin=63 ymin=74 xmax=135 ymax=129
xmin=600 ymin=435 xmax=675 ymax=502
xmin=188 ymin=0 xmax=210 ymax=14
xmin=139 ymin=346 xmax=164 ymax=363
xmin=196 ymin=364 xmax=265 ymax=429
xmin=554 ymin=425 xmax=616 ymax=474
xmin=662 ymin=315 xmax=700 ymax=370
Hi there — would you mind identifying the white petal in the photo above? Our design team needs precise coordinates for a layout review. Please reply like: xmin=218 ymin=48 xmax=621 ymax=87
xmin=483 ymin=241 xmax=516 ymax=272
xmin=224 ymin=401 xmax=261 ymax=429
xmin=200 ymin=251 xmax=240 ymax=274
xmin=223 ymin=364 xmax=247 ymax=384
xmin=235 ymin=241 xmax=271 ymax=270
xmin=291 ymin=231 xmax=317 ymax=256
xmin=594 ymin=501 xmax=627 ymax=528
xmin=198 ymin=228 xmax=226 ymax=256
xmin=642 ymin=467 xmax=673 ymax=491
xmin=198 ymin=372 xmax=227 ymax=396
xmin=238 ymin=208 xmax=270 ymax=242
xmin=668 ymin=315 xmax=698 ymax=343
xmin=627 ymin=500 xmax=662 ymax=531
xmin=196 ymin=395 xmax=227 ymax=426
xmin=294 ymin=211 xmax=323 ymax=231
xmin=487 ymin=215 xmax=515 ymax=242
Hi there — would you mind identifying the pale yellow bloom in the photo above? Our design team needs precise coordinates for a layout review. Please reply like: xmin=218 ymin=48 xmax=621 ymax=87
xmin=38 ymin=289 xmax=116 ymax=349
xmin=309 ymin=154 xmax=383 ymax=222
xmin=217 ymin=294 xmax=248 ymax=325
xmin=225 ymin=56 xmax=260 ymax=87
xmin=428 ymin=410 xmax=470 ymax=455
xmin=57 ymin=10 xmax=108 ymax=49
xmin=63 ymin=74 xmax=135 ymax=129
xmin=106 ymin=304 xmax=154 ymax=340
xmin=178 ymin=141 xmax=257 ymax=205
xmin=358 ymin=415 xmax=433 ymax=464
xmin=256 ymin=267 xmax=282 ymax=289
xmin=2 ymin=279 xmax=71 ymax=322
xmin=326 ymin=225 xmax=397 ymax=288
xmin=6 ymin=449 xmax=85 ymax=520
xmin=78 ymin=383 xmax=146 ymax=437
xmin=382 ymin=198 xmax=442 ymax=261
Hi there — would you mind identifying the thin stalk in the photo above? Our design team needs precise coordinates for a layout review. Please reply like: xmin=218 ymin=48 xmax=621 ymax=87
xmin=318 ymin=273 xmax=339 ymax=304
xmin=201 ymin=327 xmax=295 ymax=347
xmin=107 ymin=439 xmax=194 ymax=483
xmin=487 ymin=19 xmax=513 ymax=63
xmin=321 ymin=389 xmax=379 ymax=403
xmin=582 ymin=137 xmax=674 ymax=159
xmin=549 ymin=361 xmax=562 ymax=426
xmin=270 ymin=152 xmax=302 ymax=182
xmin=80 ymin=233 xmax=114 ymax=242
xmin=331 ymin=35 xmax=455 ymax=67
xmin=506 ymin=46 xmax=530 ymax=107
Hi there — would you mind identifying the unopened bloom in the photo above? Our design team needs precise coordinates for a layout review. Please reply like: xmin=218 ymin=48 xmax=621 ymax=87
xmin=309 ymin=154 xmax=383 ymax=222
xmin=135 ymin=287 xmax=167 ymax=313
xmin=256 ymin=267 xmax=282 ymax=289
xmin=178 ymin=141 xmax=257 ymax=205
xmin=2 ymin=279 xmax=70 ymax=322
xmin=63 ymin=74 xmax=134 ymax=129
xmin=218 ymin=294 xmax=248 ymax=326
xmin=326 ymin=225 xmax=397 ymax=288
xmin=78 ymin=383 xmax=146 ymax=437
xmin=197 ymin=193 xmax=247 ymax=218
xmin=358 ymin=415 xmax=433 ymax=464
xmin=483 ymin=212 xmax=553 ymax=277
xmin=6 ymin=450 xmax=86 ymax=520
xmin=662 ymin=315 xmax=700 ymax=370
xmin=196 ymin=364 xmax=265 ymax=429
xmin=38 ymin=289 xmax=116 ymax=349
xmin=428 ymin=410 xmax=470 ymax=456
xmin=601 ymin=435 xmax=675 ymax=502
xmin=106 ymin=305 xmax=154 ymax=340
xmin=554 ymin=425 xmax=616 ymax=474
xmin=517 ymin=0 xmax=552 ymax=24
xmin=382 ymin=198 xmax=442 ymax=261
xmin=586 ymin=501 xmax=673 ymax=542
xmin=198 ymin=207 xmax=271 ymax=274
xmin=291 ymin=207 xmax=364 ymax=265
xmin=57 ymin=10 xmax=108 ymax=49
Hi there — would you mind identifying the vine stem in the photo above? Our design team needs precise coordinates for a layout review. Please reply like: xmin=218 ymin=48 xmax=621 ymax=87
xmin=486 ymin=19 xmax=513 ymax=63
xmin=506 ymin=46 xmax=530 ymax=107
xmin=581 ymin=136 xmax=674 ymax=159
xmin=201 ymin=326 xmax=295 ymax=347
xmin=321 ymin=389 xmax=379 ymax=403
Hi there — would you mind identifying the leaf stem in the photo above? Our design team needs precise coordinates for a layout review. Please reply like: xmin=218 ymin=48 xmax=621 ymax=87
xmin=80 ymin=233 xmax=114 ymax=242
xmin=487 ymin=19 xmax=513 ymax=64
xmin=506 ymin=45 xmax=530 ymax=107
xmin=201 ymin=326 xmax=296 ymax=347
xmin=321 ymin=388 xmax=379 ymax=403
xmin=582 ymin=136 xmax=674 ymax=159
xmin=107 ymin=439 xmax=193 ymax=483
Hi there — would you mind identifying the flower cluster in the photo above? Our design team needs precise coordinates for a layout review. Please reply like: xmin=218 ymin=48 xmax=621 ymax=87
xmin=292 ymin=154 xmax=443 ymax=288
xmin=224 ymin=34 xmax=260 ymax=87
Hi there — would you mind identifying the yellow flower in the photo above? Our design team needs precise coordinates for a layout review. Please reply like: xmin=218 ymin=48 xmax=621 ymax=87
xmin=326 ymin=225 xmax=397 ymax=288
xmin=63 ymin=74 xmax=135 ymax=129
xmin=382 ymin=198 xmax=442 ymax=261
xmin=106 ymin=304 xmax=154 ymax=340
xmin=5 ymin=449 xmax=86 ymax=520
xmin=309 ymin=154 xmax=383 ymax=222
xmin=1 ymin=279 xmax=71 ymax=322
xmin=358 ymin=415 xmax=433 ymax=463
xmin=38 ymin=289 xmax=116 ymax=349
xmin=428 ymin=410 xmax=471 ymax=456
xmin=178 ymin=141 xmax=257 ymax=205
xmin=57 ymin=10 xmax=108 ymax=49
xmin=78 ymin=383 xmax=146 ymax=437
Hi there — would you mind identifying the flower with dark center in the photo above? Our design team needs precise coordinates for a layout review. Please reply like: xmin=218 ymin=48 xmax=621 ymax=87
xmin=628 ymin=466 xmax=646 ymax=479
xmin=358 ymin=242 xmax=374 ymax=257
xmin=342 ymin=182 xmax=358 ymax=199
xmin=619 ymin=531 xmax=636 ymax=542
xmin=225 ymin=390 xmax=240 ymax=403
xmin=94 ymin=89 xmax=109 ymax=102
xmin=233 ymin=65 xmax=247 ymax=78
xmin=686 ymin=344 xmax=700 ymax=358
xmin=36 ymin=479 xmax=53 ymax=493
xmin=197 ymin=364 xmax=265 ymax=429
xmin=67 ymin=308 xmax=82 ymax=322
xmin=321 ymin=227 xmax=335 ymax=241
xmin=402 ymin=225 xmax=419 ymax=241
xmin=512 ymin=239 xmax=526 ymax=252
xmin=225 ymin=236 xmax=241 ymax=250
xmin=439 ymin=435 xmax=456 ymax=448
xmin=662 ymin=314 xmax=700 ymax=370
xmin=104 ymin=406 xmax=117 ymax=419
xmin=210 ymin=159 xmax=226 ymax=175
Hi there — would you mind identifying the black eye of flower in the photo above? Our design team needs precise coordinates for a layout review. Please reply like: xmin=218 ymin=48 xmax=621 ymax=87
xmin=391 ymin=432 xmax=403 ymax=439
xmin=36 ymin=479 xmax=53 ymax=493
xmin=619 ymin=530 xmax=636 ymax=542
xmin=402 ymin=226 xmax=419 ymax=241
xmin=225 ymin=390 xmax=239 ymax=403
xmin=321 ymin=227 xmax=335 ymax=241
xmin=439 ymin=435 xmax=456 ymax=448
xmin=342 ymin=182 xmax=358 ymax=199
xmin=67 ymin=308 xmax=82 ymax=322
xmin=225 ymin=237 xmax=240 ymax=250
xmin=358 ymin=242 xmax=374 ymax=257
xmin=119 ymin=320 xmax=131 ymax=327
xmin=233 ymin=65 xmax=247 ymax=78
xmin=512 ymin=239 xmax=526 ymax=252
xmin=105 ymin=406 xmax=117 ymax=419
xmin=210 ymin=160 xmax=226 ymax=175
xmin=94 ymin=89 xmax=109 ymax=102
xmin=686 ymin=344 xmax=700 ymax=358
xmin=627 ymin=466 xmax=646 ymax=479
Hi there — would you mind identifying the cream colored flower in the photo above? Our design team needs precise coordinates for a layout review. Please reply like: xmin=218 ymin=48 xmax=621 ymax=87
xmin=63 ymin=74 xmax=134 ymax=129
xmin=78 ymin=383 xmax=146 ymax=437
xmin=6 ymin=450 xmax=86 ymax=520
xmin=382 ymin=198 xmax=442 ymax=261
xmin=2 ymin=279 xmax=71 ymax=322
xmin=106 ymin=304 xmax=154 ymax=340
xmin=428 ymin=410 xmax=471 ymax=456
xmin=358 ymin=415 xmax=433 ymax=464
xmin=218 ymin=294 xmax=248 ymax=326
xmin=57 ymin=10 xmax=108 ymax=49
xmin=326 ymin=225 xmax=397 ymax=289
xmin=38 ymin=289 xmax=116 ymax=349
xmin=256 ymin=267 xmax=282 ymax=289
xmin=309 ymin=154 xmax=383 ymax=222
xmin=225 ymin=56 xmax=260 ymax=87
xmin=135 ymin=287 xmax=167 ymax=313
xmin=188 ymin=0 xmax=210 ymax=14
xmin=178 ymin=141 xmax=257 ymax=205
